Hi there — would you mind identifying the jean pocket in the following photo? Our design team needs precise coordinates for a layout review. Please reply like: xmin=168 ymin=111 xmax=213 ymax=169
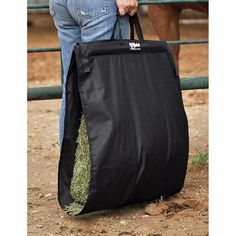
xmin=76 ymin=0 xmax=109 ymax=19
xmin=49 ymin=0 xmax=56 ymax=17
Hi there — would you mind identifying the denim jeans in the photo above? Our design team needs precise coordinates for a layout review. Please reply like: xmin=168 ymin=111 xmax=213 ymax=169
xmin=49 ymin=0 xmax=129 ymax=147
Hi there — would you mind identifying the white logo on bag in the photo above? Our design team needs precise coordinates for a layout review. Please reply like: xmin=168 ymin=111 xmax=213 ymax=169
xmin=129 ymin=42 xmax=141 ymax=50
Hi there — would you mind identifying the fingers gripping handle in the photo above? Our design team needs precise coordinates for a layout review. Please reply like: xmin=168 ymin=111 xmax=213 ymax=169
xmin=110 ymin=13 xmax=144 ymax=41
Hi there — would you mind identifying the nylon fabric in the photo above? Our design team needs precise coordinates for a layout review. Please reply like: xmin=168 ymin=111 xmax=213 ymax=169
xmin=58 ymin=19 xmax=189 ymax=215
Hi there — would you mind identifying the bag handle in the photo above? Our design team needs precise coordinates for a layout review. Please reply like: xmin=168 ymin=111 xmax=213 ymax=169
xmin=110 ymin=13 xmax=144 ymax=41
xmin=129 ymin=13 xmax=144 ymax=41
xmin=110 ymin=13 xmax=122 ymax=40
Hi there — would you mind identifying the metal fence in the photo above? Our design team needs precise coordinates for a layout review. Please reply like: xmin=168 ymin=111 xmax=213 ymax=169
xmin=27 ymin=0 xmax=208 ymax=101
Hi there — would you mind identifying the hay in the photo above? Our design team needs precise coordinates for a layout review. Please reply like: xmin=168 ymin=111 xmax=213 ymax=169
xmin=64 ymin=202 xmax=84 ymax=216
xmin=64 ymin=116 xmax=91 ymax=216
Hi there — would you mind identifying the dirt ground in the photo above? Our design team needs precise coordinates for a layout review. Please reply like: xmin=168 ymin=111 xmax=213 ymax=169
xmin=28 ymin=11 xmax=208 ymax=236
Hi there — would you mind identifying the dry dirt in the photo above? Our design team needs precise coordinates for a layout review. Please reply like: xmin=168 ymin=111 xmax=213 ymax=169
xmin=28 ymin=11 xmax=208 ymax=236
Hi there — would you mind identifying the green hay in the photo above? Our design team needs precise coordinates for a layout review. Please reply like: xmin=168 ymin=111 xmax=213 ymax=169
xmin=64 ymin=117 xmax=91 ymax=216
xmin=64 ymin=202 xmax=84 ymax=216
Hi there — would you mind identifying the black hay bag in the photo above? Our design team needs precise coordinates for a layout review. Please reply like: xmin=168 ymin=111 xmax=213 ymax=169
xmin=58 ymin=14 xmax=189 ymax=216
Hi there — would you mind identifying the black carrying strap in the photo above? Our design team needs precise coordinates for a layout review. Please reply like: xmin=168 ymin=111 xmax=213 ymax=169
xmin=110 ymin=13 xmax=144 ymax=41
xmin=129 ymin=13 xmax=144 ymax=40
xmin=110 ymin=13 xmax=122 ymax=40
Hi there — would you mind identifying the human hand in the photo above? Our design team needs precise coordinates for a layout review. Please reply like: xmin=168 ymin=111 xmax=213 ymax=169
xmin=116 ymin=0 xmax=138 ymax=16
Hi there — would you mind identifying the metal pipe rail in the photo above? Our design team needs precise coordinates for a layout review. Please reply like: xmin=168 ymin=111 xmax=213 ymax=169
xmin=27 ymin=40 xmax=208 ymax=53
xmin=27 ymin=0 xmax=208 ymax=101
xmin=28 ymin=77 xmax=208 ymax=101
xmin=28 ymin=47 xmax=61 ymax=53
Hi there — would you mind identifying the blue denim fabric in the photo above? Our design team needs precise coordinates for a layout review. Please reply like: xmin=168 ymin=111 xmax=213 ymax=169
xmin=49 ymin=0 xmax=129 ymax=147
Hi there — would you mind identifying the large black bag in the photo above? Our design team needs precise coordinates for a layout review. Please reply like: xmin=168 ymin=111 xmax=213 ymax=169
xmin=58 ymin=14 xmax=189 ymax=216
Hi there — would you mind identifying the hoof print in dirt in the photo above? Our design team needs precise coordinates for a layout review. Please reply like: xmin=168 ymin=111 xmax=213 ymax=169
xmin=144 ymin=198 xmax=208 ymax=218
xmin=144 ymin=203 xmax=169 ymax=215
